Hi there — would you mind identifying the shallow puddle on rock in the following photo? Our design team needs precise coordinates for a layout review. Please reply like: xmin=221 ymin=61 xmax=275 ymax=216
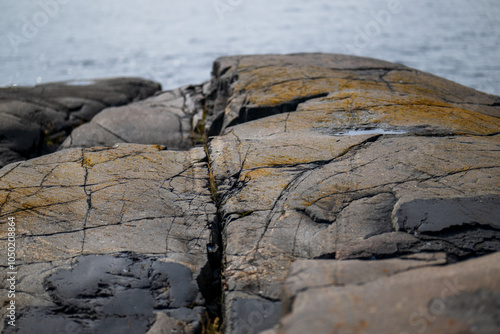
xmin=333 ymin=128 xmax=409 ymax=136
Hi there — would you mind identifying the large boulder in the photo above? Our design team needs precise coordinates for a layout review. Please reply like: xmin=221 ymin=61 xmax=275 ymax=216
xmin=205 ymin=53 xmax=500 ymax=135
xmin=0 ymin=77 xmax=161 ymax=168
xmin=204 ymin=54 xmax=500 ymax=333
xmin=60 ymin=84 xmax=207 ymax=151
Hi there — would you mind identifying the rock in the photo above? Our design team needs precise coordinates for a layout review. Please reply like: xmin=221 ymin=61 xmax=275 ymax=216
xmin=146 ymin=311 xmax=200 ymax=334
xmin=205 ymin=54 xmax=500 ymax=135
xmin=393 ymin=195 xmax=500 ymax=233
xmin=0 ymin=77 xmax=161 ymax=168
xmin=1 ymin=53 xmax=499 ymax=334
xmin=211 ymin=126 xmax=500 ymax=332
xmin=278 ymin=253 xmax=500 ymax=334
xmin=226 ymin=297 xmax=282 ymax=334
xmin=0 ymin=114 xmax=41 ymax=160
xmin=60 ymin=84 xmax=206 ymax=151
xmin=5 ymin=254 xmax=206 ymax=334
xmin=0 ymin=144 xmax=218 ymax=333
xmin=204 ymin=54 xmax=500 ymax=333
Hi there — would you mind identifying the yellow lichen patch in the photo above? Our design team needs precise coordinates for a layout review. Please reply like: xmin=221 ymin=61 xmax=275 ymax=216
xmin=0 ymin=188 xmax=88 ymax=240
xmin=373 ymin=105 xmax=500 ymax=135
xmin=152 ymin=144 xmax=166 ymax=151
xmin=299 ymin=89 xmax=453 ymax=112
xmin=247 ymin=78 xmax=337 ymax=106
xmin=240 ymin=168 xmax=290 ymax=192
xmin=240 ymin=168 xmax=275 ymax=181
xmin=82 ymin=153 xmax=110 ymax=168
xmin=140 ymin=155 xmax=163 ymax=165
xmin=261 ymin=153 xmax=318 ymax=167
xmin=246 ymin=78 xmax=389 ymax=107
xmin=18 ymin=186 xmax=85 ymax=211
xmin=82 ymin=145 xmax=171 ymax=168
xmin=383 ymin=70 xmax=465 ymax=97
xmin=382 ymin=70 xmax=499 ymax=109
xmin=82 ymin=148 xmax=134 ymax=167
xmin=235 ymin=66 xmax=349 ymax=92
xmin=337 ymin=80 xmax=391 ymax=94
xmin=391 ymin=83 xmax=462 ymax=103
xmin=294 ymin=89 xmax=500 ymax=135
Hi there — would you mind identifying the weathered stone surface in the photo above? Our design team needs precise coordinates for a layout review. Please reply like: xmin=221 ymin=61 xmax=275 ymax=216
xmin=1 ymin=53 xmax=499 ymax=334
xmin=61 ymin=84 xmax=207 ymax=151
xmin=211 ymin=126 xmax=500 ymax=332
xmin=5 ymin=254 xmax=205 ymax=334
xmin=0 ymin=144 xmax=217 ymax=333
xmin=276 ymin=252 xmax=500 ymax=334
xmin=205 ymin=54 xmax=500 ymax=135
xmin=204 ymin=54 xmax=500 ymax=333
xmin=146 ymin=311 xmax=202 ymax=334
xmin=0 ymin=77 xmax=161 ymax=168
xmin=393 ymin=195 xmax=500 ymax=233
xmin=226 ymin=297 xmax=281 ymax=334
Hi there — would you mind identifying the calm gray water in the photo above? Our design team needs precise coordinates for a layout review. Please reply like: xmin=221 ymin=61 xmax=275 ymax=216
xmin=1 ymin=0 xmax=499 ymax=95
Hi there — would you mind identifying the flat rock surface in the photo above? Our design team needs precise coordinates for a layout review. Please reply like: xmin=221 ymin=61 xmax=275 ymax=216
xmin=0 ymin=144 xmax=217 ymax=333
xmin=0 ymin=77 xmax=161 ymax=168
xmin=277 ymin=253 xmax=500 ymax=334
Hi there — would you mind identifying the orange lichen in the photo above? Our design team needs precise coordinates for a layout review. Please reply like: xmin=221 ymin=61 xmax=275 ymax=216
xmin=241 ymin=168 xmax=275 ymax=181
xmin=246 ymin=78 xmax=389 ymax=107
xmin=296 ymin=88 xmax=500 ymax=135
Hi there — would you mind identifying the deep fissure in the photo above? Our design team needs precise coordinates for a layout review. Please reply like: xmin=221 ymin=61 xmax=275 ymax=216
xmin=195 ymin=105 xmax=225 ymax=331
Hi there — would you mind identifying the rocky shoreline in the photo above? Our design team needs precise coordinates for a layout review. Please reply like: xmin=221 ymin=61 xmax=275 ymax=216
xmin=0 ymin=78 xmax=161 ymax=168
xmin=1 ymin=53 xmax=499 ymax=333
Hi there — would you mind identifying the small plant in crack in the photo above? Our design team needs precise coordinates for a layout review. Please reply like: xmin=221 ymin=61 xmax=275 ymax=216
xmin=237 ymin=210 xmax=254 ymax=218
xmin=202 ymin=313 xmax=222 ymax=334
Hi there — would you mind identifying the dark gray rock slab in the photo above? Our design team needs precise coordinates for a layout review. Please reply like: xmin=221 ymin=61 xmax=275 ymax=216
xmin=3 ymin=253 xmax=204 ymax=334
xmin=0 ymin=77 xmax=161 ymax=168
xmin=393 ymin=195 xmax=500 ymax=232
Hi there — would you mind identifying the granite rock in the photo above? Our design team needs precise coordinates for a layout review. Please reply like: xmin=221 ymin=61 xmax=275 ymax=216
xmin=60 ymin=84 xmax=207 ymax=151
xmin=5 ymin=254 xmax=206 ymax=334
xmin=1 ymin=53 xmax=499 ymax=334
xmin=0 ymin=77 xmax=161 ymax=168
xmin=276 ymin=252 xmax=500 ymax=334
xmin=205 ymin=54 xmax=500 ymax=333
xmin=205 ymin=54 xmax=500 ymax=135
xmin=0 ymin=144 xmax=218 ymax=333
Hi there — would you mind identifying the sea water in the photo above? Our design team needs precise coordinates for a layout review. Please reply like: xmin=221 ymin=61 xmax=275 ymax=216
xmin=0 ymin=0 xmax=499 ymax=95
